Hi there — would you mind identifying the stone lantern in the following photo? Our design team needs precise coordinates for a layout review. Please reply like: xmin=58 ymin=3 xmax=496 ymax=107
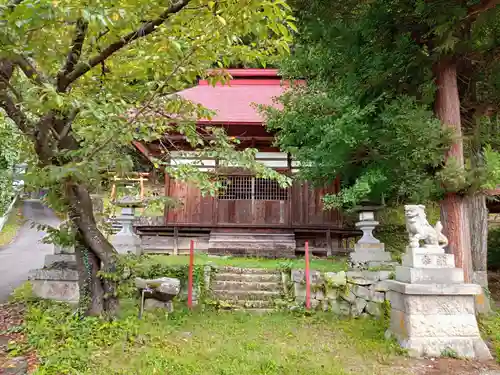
xmin=111 ymin=196 xmax=143 ymax=255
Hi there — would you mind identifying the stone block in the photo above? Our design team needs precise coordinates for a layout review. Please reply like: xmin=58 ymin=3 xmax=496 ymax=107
xmin=144 ymin=299 xmax=174 ymax=312
xmin=354 ymin=243 xmax=385 ymax=252
xmin=340 ymin=284 xmax=357 ymax=303
xmin=330 ymin=300 xmax=351 ymax=316
xmin=352 ymin=285 xmax=371 ymax=300
xmin=370 ymin=291 xmax=385 ymax=303
xmin=402 ymin=251 xmax=455 ymax=269
xmin=311 ymin=299 xmax=320 ymax=309
xmin=350 ymin=251 xmax=391 ymax=264
xmin=387 ymin=292 xmax=475 ymax=315
xmin=370 ymin=280 xmax=391 ymax=292
xmin=326 ymin=288 xmax=340 ymax=300
xmin=314 ymin=289 xmax=325 ymax=301
xmin=393 ymin=336 xmax=492 ymax=361
xmin=390 ymin=309 xmax=480 ymax=338
xmin=377 ymin=271 xmax=393 ymax=281
xmin=111 ymin=233 xmax=141 ymax=255
xmin=291 ymin=269 xmax=322 ymax=284
xmin=346 ymin=271 xmax=373 ymax=286
xmin=395 ymin=266 xmax=464 ymax=284
xmin=366 ymin=301 xmax=382 ymax=317
xmin=324 ymin=271 xmax=346 ymax=287
xmin=29 ymin=268 xmax=79 ymax=281
xmin=31 ymin=279 xmax=79 ymax=303
xmin=351 ymin=297 xmax=367 ymax=317
xmin=294 ymin=283 xmax=306 ymax=300
xmin=44 ymin=254 xmax=76 ymax=268
xmin=136 ymin=277 xmax=181 ymax=302
xmin=386 ymin=280 xmax=481 ymax=296
xmin=54 ymin=244 xmax=75 ymax=254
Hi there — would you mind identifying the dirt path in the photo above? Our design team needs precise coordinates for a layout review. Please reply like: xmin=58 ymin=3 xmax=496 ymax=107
xmin=0 ymin=200 xmax=59 ymax=302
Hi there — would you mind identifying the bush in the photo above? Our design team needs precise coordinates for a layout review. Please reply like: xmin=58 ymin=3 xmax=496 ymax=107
xmin=488 ymin=227 xmax=500 ymax=270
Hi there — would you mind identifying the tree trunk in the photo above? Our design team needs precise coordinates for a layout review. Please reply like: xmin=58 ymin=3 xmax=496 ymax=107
xmin=65 ymin=180 xmax=119 ymax=316
xmin=75 ymin=238 xmax=105 ymax=316
xmin=467 ymin=193 xmax=491 ymax=313
xmin=434 ymin=59 xmax=473 ymax=282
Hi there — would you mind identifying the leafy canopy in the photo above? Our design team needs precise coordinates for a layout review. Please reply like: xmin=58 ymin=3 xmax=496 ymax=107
xmin=265 ymin=0 xmax=500 ymax=208
xmin=0 ymin=0 xmax=294 ymax=209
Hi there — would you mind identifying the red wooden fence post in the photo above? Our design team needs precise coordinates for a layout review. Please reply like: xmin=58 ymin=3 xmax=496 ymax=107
xmin=305 ymin=240 xmax=311 ymax=310
xmin=188 ymin=239 xmax=194 ymax=309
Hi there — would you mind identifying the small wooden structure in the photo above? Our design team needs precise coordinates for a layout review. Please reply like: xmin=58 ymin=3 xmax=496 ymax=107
xmin=133 ymin=69 xmax=358 ymax=257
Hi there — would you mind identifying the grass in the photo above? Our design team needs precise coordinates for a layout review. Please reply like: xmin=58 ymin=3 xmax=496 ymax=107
xmin=18 ymin=297 xmax=410 ymax=375
xmin=0 ymin=204 xmax=23 ymax=247
xmin=144 ymin=253 xmax=348 ymax=272
xmin=479 ymin=311 xmax=500 ymax=361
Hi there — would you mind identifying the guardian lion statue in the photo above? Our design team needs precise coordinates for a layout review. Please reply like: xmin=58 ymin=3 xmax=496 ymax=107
xmin=404 ymin=205 xmax=448 ymax=249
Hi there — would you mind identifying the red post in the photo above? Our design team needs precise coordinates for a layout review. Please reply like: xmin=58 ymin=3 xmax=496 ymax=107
xmin=188 ymin=239 xmax=194 ymax=309
xmin=305 ymin=240 xmax=311 ymax=310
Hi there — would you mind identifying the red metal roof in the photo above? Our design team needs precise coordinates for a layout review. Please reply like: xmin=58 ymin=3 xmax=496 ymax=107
xmin=177 ymin=69 xmax=286 ymax=124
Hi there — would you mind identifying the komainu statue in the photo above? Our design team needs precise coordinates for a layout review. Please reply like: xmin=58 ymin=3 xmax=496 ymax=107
xmin=404 ymin=205 xmax=448 ymax=249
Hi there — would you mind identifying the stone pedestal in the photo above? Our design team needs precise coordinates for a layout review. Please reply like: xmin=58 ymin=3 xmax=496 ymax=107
xmin=111 ymin=200 xmax=142 ymax=255
xmin=349 ymin=208 xmax=393 ymax=269
xmin=386 ymin=218 xmax=491 ymax=359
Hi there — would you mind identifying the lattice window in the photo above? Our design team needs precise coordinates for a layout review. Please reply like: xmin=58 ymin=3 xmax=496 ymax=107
xmin=218 ymin=176 xmax=288 ymax=200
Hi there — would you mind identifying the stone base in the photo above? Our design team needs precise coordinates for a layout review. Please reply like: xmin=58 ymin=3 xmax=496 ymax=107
xmin=144 ymin=299 xmax=174 ymax=312
xmin=111 ymin=233 xmax=141 ymax=255
xmin=31 ymin=279 xmax=79 ymax=303
xmin=395 ymin=266 xmax=464 ymax=284
xmin=44 ymin=254 xmax=77 ymax=268
xmin=386 ymin=280 xmax=491 ymax=360
xmin=29 ymin=268 xmax=79 ymax=303
xmin=386 ymin=335 xmax=491 ymax=360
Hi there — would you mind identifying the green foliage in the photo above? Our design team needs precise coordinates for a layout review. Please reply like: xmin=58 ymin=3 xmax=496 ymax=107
xmin=479 ymin=312 xmax=500 ymax=362
xmin=0 ymin=0 xmax=295 ymax=214
xmin=487 ymin=226 xmax=500 ymax=270
xmin=264 ymin=0 xmax=500 ymax=208
xmin=0 ymin=115 xmax=22 ymax=215
xmin=16 ymin=298 xmax=408 ymax=374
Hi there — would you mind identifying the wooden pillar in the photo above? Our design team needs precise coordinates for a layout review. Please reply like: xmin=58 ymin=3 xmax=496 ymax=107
xmin=326 ymin=229 xmax=332 ymax=257
xmin=164 ymin=166 xmax=171 ymax=224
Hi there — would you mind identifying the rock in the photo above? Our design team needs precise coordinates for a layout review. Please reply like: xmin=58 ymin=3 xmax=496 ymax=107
xmin=347 ymin=270 xmax=381 ymax=285
xmin=326 ymin=288 xmax=340 ymax=300
xmin=322 ymin=300 xmax=329 ymax=311
xmin=144 ymin=299 xmax=174 ymax=312
xmin=366 ymin=301 xmax=382 ymax=317
xmin=2 ymin=356 xmax=28 ymax=375
xmin=351 ymin=297 xmax=367 ymax=317
xmin=370 ymin=291 xmax=385 ymax=303
xmin=331 ymin=300 xmax=351 ymax=316
xmin=294 ymin=283 xmax=306 ymax=300
xmin=377 ymin=270 xmax=393 ymax=281
xmin=136 ymin=277 xmax=180 ymax=302
xmin=370 ymin=280 xmax=391 ymax=292
xmin=291 ymin=269 xmax=322 ymax=284
xmin=311 ymin=299 xmax=320 ymax=309
xmin=340 ymin=285 xmax=357 ymax=303
xmin=314 ymin=289 xmax=325 ymax=301
xmin=324 ymin=271 xmax=346 ymax=287
xmin=352 ymin=285 xmax=371 ymax=300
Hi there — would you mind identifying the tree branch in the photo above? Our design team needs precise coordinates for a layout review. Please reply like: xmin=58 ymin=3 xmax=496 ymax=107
xmin=61 ymin=0 xmax=191 ymax=91
xmin=467 ymin=0 xmax=500 ymax=19
xmin=0 ymin=92 xmax=32 ymax=135
xmin=16 ymin=55 xmax=46 ymax=85
xmin=57 ymin=18 xmax=89 ymax=91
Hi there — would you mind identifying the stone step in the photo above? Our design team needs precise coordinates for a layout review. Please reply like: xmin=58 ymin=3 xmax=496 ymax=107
xmin=216 ymin=266 xmax=281 ymax=275
xmin=212 ymin=290 xmax=281 ymax=301
xmin=217 ymin=299 xmax=275 ymax=309
xmin=212 ymin=281 xmax=281 ymax=292
xmin=214 ymin=272 xmax=282 ymax=283
xmin=233 ymin=308 xmax=275 ymax=314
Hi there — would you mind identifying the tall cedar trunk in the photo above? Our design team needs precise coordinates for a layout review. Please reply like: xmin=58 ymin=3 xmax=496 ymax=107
xmin=434 ymin=59 xmax=473 ymax=282
xmin=467 ymin=193 xmax=491 ymax=313
xmin=65 ymin=181 xmax=119 ymax=316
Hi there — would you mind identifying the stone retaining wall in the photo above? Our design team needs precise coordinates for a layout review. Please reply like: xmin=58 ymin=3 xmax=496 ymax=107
xmin=290 ymin=269 xmax=394 ymax=317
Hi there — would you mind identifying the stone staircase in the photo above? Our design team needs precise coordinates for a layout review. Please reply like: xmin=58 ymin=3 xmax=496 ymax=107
xmin=211 ymin=266 xmax=283 ymax=312
xmin=208 ymin=231 xmax=296 ymax=258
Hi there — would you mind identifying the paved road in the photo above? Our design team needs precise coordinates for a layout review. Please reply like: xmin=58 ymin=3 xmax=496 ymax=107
xmin=0 ymin=200 xmax=59 ymax=302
